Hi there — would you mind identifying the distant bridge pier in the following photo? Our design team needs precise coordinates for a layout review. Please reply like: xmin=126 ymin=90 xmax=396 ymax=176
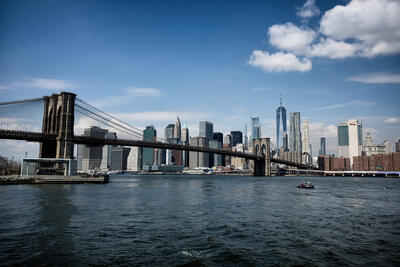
xmin=252 ymin=138 xmax=271 ymax=176
xmin=39 ymin=92 xmax=76 ymax=159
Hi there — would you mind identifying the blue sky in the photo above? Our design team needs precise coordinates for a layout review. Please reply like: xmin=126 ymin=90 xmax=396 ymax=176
xmin=0 ymin=0 xmax=399 ymax=159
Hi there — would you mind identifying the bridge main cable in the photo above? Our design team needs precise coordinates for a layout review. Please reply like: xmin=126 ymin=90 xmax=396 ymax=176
xmin=0 ymin=97 xmax=44 ymax=106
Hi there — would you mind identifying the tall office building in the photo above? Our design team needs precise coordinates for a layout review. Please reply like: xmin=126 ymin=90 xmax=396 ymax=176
xmin=319 ymin=137 xmax=326 ymax=156
xmin=213 ymin=132 xmax=223 ymax=144
xmin=231 ymin=131 xmax=243 ymax=147
xmin=276 ymin=95 xmax=288 ymax=152
xmin=383 ymin=140 xmax=392 ymax=154
xmin=338 ymin=119 xmax=362 ymax=165
xmin=199 ymin=121 xmax=213 ymax=140
xmin=363 ymin=132 xmax=385 ymax=156
xmin=289 ymin=112 xmax=302 ymax=153
xmin=165 ymin=124 xmax=175 ymax=141
xmin=396 ymin=139 xmax=400 ymax=152
xmin=189 ymin=137 xmax=209 ymax=168
xmin=173 ymin=116 xmax=181 ymax=141
xmin=127 ymin=146 xmax=142 ymax=171
xmin=143 ymin=125 xmax=156 ymax=167
xmin=100 ymin=132 xmax=117 ymax=170
xmin=250 ymin=116 xmax=261 ymax=147
xmin=82 ymin=126 xmax=108 ymax=172
xmin=111 ymin=147 xmax=130 ymax=171
xmin=181 ymin=124 xmax=189 ymax=143
xmin=301 ymin=120 xmax=310 ymax=155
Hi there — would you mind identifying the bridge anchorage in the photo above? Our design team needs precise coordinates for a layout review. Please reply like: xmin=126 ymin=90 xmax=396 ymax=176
xmin=0 ymin=92 xmax=314 ymax=176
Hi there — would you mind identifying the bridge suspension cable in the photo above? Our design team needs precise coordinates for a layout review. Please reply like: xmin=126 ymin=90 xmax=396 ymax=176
xmin=74 ymin=98 xmax=167 ymax=143
xmin=0 ymin=97 xmax=44 ymax=132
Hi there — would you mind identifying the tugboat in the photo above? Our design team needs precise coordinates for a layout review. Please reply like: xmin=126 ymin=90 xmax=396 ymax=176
xmin=297 ymin=181 xmax=314 ymax=189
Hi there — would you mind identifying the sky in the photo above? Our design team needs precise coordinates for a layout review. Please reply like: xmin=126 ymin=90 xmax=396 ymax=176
xmin=0 ymin=0 xmax=400 ymax=160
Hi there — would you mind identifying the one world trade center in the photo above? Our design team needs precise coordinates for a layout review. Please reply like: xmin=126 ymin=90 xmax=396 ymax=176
xmin=276 ymin=94 xmax=288 ymax=154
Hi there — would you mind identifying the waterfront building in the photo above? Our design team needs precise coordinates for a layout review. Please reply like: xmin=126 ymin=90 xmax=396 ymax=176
xmin=82 ymin=126 xmax=108 ymax=172
xmin=142 ymin=125 xmax=157 ymax=168
xmin=338 ymin=119 xmax=363 ymax=166
xmin=189 ymin=137 xmax=209 ymax=168
xmin=100 ymin=132 xmax=117 ymax=170
xmin=111 ymin=147 xmax=130 ymax=171
xmin=77 ymin=143 xmax=83 ymax=171
xmin=363 ymin=132 xmax=385 ymax=156
xmin=173 ymin=116 xmax=181 ymax=141
xmin=276 ymin=95 xmax=288 ymax=153
xmin=383 ymin=140 xmax=392 ymax=154
xmin=199 ymin=121 xmax=213 ymax=140
xmin=319 ymin=137 xmax=326 ymax=156
xmin=231 ymin=143 xmax=246 ymax=169
xmin=127 ymin=146 xmax=142 ymax=171
xmin=250 ymin=116 xmax=261 ymax=147
xmin=289 ymin=112 xmax=302 ymax=153
xmin=231 ymin=131 xmax=243 ymax=147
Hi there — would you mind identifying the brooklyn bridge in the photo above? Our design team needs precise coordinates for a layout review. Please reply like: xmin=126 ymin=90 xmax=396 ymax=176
xmin=0 ymin=92 xmax=313 ymax=176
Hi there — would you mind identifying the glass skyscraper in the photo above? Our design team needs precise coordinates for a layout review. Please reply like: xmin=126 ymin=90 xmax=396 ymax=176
xmin=143 ymin=125 xmax=156 ymax=167
xmin=250 ymin=116 xmax=260 ymax=146
xmin=199 ymin=121 xmax=213 ymax=140
xmin=231 ymin=131 xmax=243 ymax=147
xmin=276 ymin=95 xmax=287 ymax=152
xmin=319 ymin=137 xmax=326 ymax=155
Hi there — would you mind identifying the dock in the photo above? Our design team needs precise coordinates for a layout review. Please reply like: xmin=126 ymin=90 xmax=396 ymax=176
xmin=0 ymin=175 xmax=109 ymax=185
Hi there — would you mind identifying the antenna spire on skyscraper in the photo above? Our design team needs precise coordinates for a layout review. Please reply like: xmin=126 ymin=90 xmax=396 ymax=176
xmin=280 ymin=93 xmax=282 ymax=107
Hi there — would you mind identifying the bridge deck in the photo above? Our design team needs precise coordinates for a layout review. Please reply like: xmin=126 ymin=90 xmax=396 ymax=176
xmin=0 ymin=129 xmax=314 ymax=169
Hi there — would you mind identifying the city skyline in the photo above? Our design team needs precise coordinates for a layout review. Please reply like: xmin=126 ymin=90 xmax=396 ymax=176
xmin=0 ymin=0 xmax=399 ymax=159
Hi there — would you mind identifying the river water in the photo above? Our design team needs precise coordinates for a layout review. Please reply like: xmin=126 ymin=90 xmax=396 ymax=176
xmin=0 ymin=175 xmax=399 ymax=266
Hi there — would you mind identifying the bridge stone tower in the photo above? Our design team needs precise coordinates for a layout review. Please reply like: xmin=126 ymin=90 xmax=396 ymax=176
xmin=252 ymin=138 xmax=271 ymax=176
xmin=39 ymin=92 xmax=76 ymax=159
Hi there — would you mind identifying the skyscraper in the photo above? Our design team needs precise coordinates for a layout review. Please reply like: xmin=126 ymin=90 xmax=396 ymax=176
xmin=231 ymin=131 xmax=243 ymax=147
xmin=199 ymin=121 xmax=213 ymax=140
xmin=82 ymin=126 xmax=108 ymax=172
xmin=143 ymin=125 xmax=156 ymax=167
xmin=165 ymin=124 xmax=175 ymax=142
xmin=396 ymin=139 xmax=400 ymax=152
xmin=301 ymin=120 xmax=310 ymax=155
xmin=173 ymin=116 xmax=181 ymax=141
xmin=189 ymin=137 xmax=209 ymax=168
xmin=250 ymin=116 xmax=261 ymax=147
xmin=276 ymin=95 xmax=287 ymax=152
xmin=338 ymin=119 xmax=362 ymax=165
xmin=100 ymin=132 xmax=117 ymax=170
xmin=213 ymin=132 xmax=223 ymax=144
xmin=181 ymin=124 xmax=189 ymax=143
xmin=289 ymin=112 xmax=302 ymax=153
xmin=319 ymin=137 xmax=326 ymax=156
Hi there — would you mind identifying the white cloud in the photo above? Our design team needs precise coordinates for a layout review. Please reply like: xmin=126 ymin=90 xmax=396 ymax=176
xmin=320 ymin=0 xmax=400 ymax=57
xmin=309 ymin=38 xmax=359 ymax=59
xmin=125 ymin=87 xmax=161 ymax=96
xmin=268 ymin=23 xmax=315 ymax=54
xmin=384 ymin=117 xmax=400 ymax=124
xmin=248 ymin=50 xmax=312 ymax=73
xmin=249 ymin=0 xmax=400 ymax=73
xmin=297 ymin=0 xmax=320 ymax=19
xmin=347 ymin=73 xmax=400 ymax=84
xmin=0 ymin=78 xmax=79 ymax=91
xmin=313 ymin=100 xmax=375 ymax=111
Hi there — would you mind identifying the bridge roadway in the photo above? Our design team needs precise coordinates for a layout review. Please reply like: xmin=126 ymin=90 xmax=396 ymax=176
xmin=0 ymin=129 xmax=314 ymax=169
